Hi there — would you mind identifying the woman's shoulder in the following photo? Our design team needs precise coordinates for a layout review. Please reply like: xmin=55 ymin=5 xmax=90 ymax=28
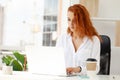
xmin=92 ymin=35 xmax=99 ymax=39
xmin=92 ymin=35 xmax=100 ymax=43
xmin=85 ymin=35 xmax=99 ymax=41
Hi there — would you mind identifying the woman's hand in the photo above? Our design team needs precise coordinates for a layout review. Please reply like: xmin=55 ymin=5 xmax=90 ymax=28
xmin=66 ymin=67 xmax=81 ymax=74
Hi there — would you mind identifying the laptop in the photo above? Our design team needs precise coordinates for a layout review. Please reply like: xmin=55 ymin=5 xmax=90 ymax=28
xmin=25 ymin=46 xmax=69 ymax=77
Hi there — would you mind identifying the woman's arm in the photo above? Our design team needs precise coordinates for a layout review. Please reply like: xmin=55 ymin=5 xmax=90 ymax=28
xmin=91 ymin=36 xmax=100 ymax=73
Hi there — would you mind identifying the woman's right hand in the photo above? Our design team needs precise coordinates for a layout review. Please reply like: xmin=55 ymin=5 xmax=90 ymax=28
xmin=66 ymin=67 xmax=81 ymax=74
xmin=66 ymin=67 xmax=73 ymax=74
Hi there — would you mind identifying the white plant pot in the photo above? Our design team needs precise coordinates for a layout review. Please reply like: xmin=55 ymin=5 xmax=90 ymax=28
xmin=2 ymin=65 xmax=13 ymax=75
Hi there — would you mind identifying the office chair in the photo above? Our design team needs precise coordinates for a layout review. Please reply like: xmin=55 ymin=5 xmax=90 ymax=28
xmin=98 ymin=35 xmax=111 ymax=75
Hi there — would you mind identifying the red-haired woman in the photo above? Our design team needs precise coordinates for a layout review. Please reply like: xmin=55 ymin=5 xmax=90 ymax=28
xmin=56 ymin=4 xmax=101 ymax=75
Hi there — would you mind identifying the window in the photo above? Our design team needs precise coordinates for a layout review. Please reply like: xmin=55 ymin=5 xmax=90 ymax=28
xmin=43 ymin=0 xmax=58 ymax=46
xmin=0 ymin=0 xmax=58 ymax=51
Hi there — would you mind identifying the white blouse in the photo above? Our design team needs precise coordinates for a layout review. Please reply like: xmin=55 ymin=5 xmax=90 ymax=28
xmin=56 ymin=33 xmax=100 ymax=75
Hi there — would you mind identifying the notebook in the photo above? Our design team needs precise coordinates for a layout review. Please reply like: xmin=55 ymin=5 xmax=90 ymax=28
xmin=25 ymin=46 xmax=68 ymax=76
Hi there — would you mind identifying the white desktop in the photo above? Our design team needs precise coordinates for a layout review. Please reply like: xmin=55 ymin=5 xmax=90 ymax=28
xmin=0 ymin=71 xmax=120 ymax=80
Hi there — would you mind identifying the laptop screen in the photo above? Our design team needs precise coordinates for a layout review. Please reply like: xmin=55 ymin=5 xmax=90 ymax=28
xmin=25 ymin=46 xmax=67 ymax=76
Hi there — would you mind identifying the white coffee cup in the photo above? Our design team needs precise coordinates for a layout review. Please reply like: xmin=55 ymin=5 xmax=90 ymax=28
xmin=86 ymin=58 xmax=97 ymax=77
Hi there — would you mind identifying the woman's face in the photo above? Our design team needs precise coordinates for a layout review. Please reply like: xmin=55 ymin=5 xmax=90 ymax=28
xmin=67 ymin=11 xmax=76 ymax=32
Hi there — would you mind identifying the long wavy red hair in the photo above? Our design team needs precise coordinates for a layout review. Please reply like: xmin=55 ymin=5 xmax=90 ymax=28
xmin=67 ymin=4 xmax=100 ymax=41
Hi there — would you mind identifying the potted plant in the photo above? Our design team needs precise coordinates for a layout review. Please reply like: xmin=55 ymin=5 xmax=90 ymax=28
xmin=2 ymin=55 xmax=13 ymax=75
xmin=2 ymin=51 xmax=26 ymax=74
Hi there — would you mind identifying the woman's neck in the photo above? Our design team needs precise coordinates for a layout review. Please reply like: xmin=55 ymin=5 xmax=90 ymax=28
xmin=72 ymin=32 xmax=79 ymax=39
xmin=71 ymin=33 xmax=83 ymax=52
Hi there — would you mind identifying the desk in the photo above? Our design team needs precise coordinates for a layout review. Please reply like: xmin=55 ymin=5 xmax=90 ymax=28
xmin=0 ymin=71 xmax=120 ymax=80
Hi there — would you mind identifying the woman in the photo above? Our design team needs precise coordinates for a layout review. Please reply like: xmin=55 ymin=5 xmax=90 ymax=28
xmin=56 ymin=4 xmax=101 ymax=75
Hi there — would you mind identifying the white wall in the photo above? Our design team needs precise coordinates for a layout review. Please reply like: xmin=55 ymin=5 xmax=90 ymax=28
xmin=92 ymin=20 xmax=116 ymax=46
xmin=98 ymin=0 xmax=120 ymax=18
xmin=110 ymin=47 xmax=120 ymax=75
xmin=0 ymin=6 xmax=4 ymax=45
xmin=61 ymin=0 xmax=120 ymax=34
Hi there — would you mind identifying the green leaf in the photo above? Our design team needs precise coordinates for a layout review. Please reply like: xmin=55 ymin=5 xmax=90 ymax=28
xmin=6 ymin=55 xmax=14 ymax=61
xmin=10 ymin=59 xmax=23 ymax=71
xmin=2 ymin=56 xmax=10 ymax=66
xmin=13 ymin=51 xmax=25 ymax=66
xmin=2 ymin=55 xmax=14 ymax=66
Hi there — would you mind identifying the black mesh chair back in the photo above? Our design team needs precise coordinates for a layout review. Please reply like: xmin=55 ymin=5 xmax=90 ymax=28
xmin=98 ymin=35 xmax=111 ymax=75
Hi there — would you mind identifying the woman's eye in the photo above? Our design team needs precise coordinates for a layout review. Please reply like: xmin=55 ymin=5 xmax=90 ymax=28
xmin=68 ymin=18 xmax=71 ymax=21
